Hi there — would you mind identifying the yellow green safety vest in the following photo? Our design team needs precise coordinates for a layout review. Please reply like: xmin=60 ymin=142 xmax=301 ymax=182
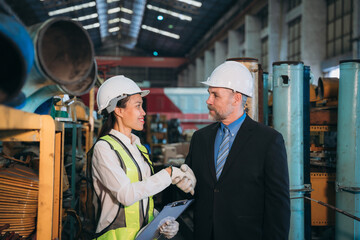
xmin=95 ymin=134 xmax=155 ymax=240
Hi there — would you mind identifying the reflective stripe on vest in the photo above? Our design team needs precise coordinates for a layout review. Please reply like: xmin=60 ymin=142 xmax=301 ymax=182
xmin=96 ymin=135 xmax=154 ymax=240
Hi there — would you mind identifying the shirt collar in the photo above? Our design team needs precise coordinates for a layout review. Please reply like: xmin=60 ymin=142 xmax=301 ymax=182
xmin=109 ymin=129 xmax=141 ymax=146
xmin=220 ymin=113 xmax=246 ymax=137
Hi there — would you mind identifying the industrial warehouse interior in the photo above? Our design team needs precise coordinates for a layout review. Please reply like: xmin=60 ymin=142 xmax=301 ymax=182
xmin=0 ymin=0 xmax=359 ymax=239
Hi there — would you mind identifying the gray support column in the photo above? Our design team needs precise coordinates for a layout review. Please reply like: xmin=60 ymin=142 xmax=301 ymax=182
xmin=228 ymin=30 xmax=242 ymax=58
xmin=196 ymin=57 xmax=204 ymax=86
xmin=183 ymin=68 xmax=189 ymax=87
xmin=177 ymin=70 xmax=185 ymax=87
xmin=215 ymin=41 xmax=227 ymax=66
xmin=188 ymin=63 xmax=196 ymax=86
xmin=301 ymin=0 xmax=326 ymax=81
xmin=268 ymin=0 xmax=288 ymax=69
xmin=239 ymin=43 xmax=245 ymax=57
xmin=204 ymin=50 xmax=215 ymax=79
xmin=245 ymin=15 xmax=261 ymax=60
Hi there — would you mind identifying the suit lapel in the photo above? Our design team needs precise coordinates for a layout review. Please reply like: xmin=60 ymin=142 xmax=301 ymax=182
xmin=206 ymin=122 xmax=220 ymax=181
xmin=218 ymin=116 xmax=257 ymax=182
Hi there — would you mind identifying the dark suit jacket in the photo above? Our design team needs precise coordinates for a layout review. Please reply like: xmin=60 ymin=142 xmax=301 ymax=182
xmin=185 ymin=116 xmax=290 ymax=240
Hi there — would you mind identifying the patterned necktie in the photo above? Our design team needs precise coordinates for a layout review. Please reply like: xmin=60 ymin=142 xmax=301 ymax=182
xmin=216 ymin=126 xmax=230 ymax=179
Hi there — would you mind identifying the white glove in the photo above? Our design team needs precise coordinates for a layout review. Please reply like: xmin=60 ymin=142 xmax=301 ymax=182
xmin=180 ymin=164 xmax=196 ymax=188
xmin=176 ymin=164 xmax=196 ymax=195
xmin=159 ymin=220 xmax=179 ymax=239
xmin=171 ymin=166 xmax=186 ymax=184
xmin=176 ymin=177 xmax=193 ymax=195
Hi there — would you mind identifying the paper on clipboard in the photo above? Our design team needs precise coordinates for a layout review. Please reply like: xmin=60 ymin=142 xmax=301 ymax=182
xmin=135 ymin=199 xmax=193 ymax=240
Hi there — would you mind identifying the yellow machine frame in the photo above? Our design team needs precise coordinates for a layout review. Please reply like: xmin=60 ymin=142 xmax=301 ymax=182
xmin=0 ymin=105 xmax=64 ymax=239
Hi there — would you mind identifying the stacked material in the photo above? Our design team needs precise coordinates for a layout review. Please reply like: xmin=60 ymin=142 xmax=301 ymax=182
xmin=0 ymin=165 xmax=38 ymax=237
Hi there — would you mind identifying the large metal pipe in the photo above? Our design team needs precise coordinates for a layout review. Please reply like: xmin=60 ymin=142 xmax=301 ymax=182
xmin=317 ymin=77 xmax=339 ymax=99
xmin=272 ymin=61 xmax=304 ymax=240
xmin=23 ymin=17 xmax=94 ymax=98
xmin=336 ymin=59 xmax=360 ymax=240
xmin=60 ymin=60 xmax=98 ymax=96
xmin=21 ymin=60 xmax=98 ymax=113
xmin=226 ymin=57 xmax=261 ymax=121
xmin=0 ymin=13 xmax=34 ymax=103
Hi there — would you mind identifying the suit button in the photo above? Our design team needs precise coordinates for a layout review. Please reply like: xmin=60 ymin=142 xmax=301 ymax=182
xmin=214 ymin=188 xmax=219 ymax=193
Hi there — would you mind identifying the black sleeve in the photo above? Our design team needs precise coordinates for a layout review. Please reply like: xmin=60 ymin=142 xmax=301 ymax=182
xmin=263 ymin=132 xmax=290 ymax=239
xmin=185 ymin=131 xmax=197 ymax=168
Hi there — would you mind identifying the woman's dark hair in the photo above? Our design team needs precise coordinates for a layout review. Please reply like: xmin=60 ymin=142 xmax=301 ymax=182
xmin=97 ymin=96 xmax=131 ymax=139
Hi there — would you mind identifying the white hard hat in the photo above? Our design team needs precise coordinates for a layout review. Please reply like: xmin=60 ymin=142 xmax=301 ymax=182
xmin=201 ymin=61 xmax=253 ymax=97
xmin=97 ymin=75 xmax=149 ymax=114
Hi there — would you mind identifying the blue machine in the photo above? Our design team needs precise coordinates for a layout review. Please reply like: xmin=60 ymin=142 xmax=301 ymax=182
xmin=336 ymin=59 xmax=360 ymax=240
xmin=273 ymin=61 xmax=305 ymax=240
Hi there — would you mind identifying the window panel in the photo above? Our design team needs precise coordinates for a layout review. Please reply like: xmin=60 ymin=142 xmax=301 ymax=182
xmin=343 ymin=34 xmax=351 ymax=52
xmin=328 ymin=22 xmax=334 ymax=40
xmin=343 ymin=14 xmax=351 ymax=34
xmin=335 ymin=38 xmax=342 ymax=55
xmin=326 ymin=0 xmax=353 ymax=57
xmin=327 ymin=42 xmax=334 ymax=57
xmin=288 ymin=17 xmax=301 ymax=60
xmin=294 ymin=24 xmax=298 ymax=38
xmin=328 ymin=3 xmax=334 ymax=21
xmin=344 ymin=0 xmax=351 ymax=13
xmin=288 ymin=0 xmax=302 ymax=12
xmin=296 ymin=39 xmax=300 ymax=55
xmin=335 ymin=0 xmax=342 ymax=18
xmin=335 ymin=18 xmax=342 ymax=38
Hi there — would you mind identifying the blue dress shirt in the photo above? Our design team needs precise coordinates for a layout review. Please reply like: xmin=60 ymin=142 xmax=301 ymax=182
xmin=214 ymin=113 xmax=246 ymax=166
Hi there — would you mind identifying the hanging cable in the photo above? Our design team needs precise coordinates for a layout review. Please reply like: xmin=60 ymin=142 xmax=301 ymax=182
xmin=291 ymin=196 xmax=360 ymax=222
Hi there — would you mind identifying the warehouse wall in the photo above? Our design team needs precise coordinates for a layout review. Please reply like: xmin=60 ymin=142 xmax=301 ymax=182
xmin=178 ymin=0 xmax=359 ymax=87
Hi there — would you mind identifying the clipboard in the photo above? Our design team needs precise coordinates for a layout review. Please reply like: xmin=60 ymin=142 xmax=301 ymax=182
xmin=135 ymin=199 xmax=194 ymax=240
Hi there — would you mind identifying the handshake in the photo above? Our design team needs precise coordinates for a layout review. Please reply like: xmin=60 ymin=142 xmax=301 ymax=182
xmin=170 ymin=164 xmax=196 ymax=195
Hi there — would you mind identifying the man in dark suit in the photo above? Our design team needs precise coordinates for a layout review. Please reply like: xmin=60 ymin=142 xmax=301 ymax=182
xmin=183 ymin=61 xmax=290 ymax=240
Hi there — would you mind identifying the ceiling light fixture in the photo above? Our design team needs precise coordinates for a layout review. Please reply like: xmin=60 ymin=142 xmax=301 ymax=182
xmin=72 ymin=13 xmax=98 ymax=22
xmin=142 ymin=25 xmax=180 ymax=39
xmin=83 ymin=22 xmax=100 ymax=30
xmin=147 ymin=4 xmax=192 ymax=21
xmin=48 ymin=1 xmax=96 ymax=16
xmin=177 ymin=0 xmax=202 ymax=7
xmin=108 ymin=18 xmax=131 ymax=25
xmin=120 ymin=18 xmax=131 ymax=24
xmin=107 ymin=0 xmax=120 ymax=3
xmin=109 ymin=26 xmax=120 ymax=33
xmin=107 ymin=7 xmax=133 ymax=15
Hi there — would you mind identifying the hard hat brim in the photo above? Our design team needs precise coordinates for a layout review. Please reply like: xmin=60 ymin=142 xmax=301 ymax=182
xmin=140 ymin=90 xmax=150 ymax=97
xmin=98 ymin=90 xmax=150 ymax=114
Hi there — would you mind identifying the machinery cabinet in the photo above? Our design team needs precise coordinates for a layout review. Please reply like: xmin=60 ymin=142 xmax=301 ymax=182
xmin=0 ymin=105 xmax=64 ymax=239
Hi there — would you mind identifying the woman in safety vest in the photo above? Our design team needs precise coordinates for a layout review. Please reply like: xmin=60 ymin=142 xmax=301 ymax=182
xmin=91 ymin=75 xmax=196 ymax=239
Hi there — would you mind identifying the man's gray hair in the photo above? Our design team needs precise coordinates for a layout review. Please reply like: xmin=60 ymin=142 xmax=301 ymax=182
xmin=242 ymin=95 xmax=248 ymax=108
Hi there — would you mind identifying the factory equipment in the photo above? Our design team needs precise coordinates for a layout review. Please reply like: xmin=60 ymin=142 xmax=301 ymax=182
xmin=273 ymin=61 xmax=306 ymax=240
xmin=0 ymin=12 xmax=34 ymax=104
xmin=336 ymin=59 xmax=360 ymax=239
xmin=18 ymin=17 xmax=96 ymax=113
xmin=21 ymin=60 xmax=98 ymax=113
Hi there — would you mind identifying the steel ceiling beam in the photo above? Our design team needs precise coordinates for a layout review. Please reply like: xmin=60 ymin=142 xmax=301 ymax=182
xmin=96 ymin=56 xmax=187 ymax=68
